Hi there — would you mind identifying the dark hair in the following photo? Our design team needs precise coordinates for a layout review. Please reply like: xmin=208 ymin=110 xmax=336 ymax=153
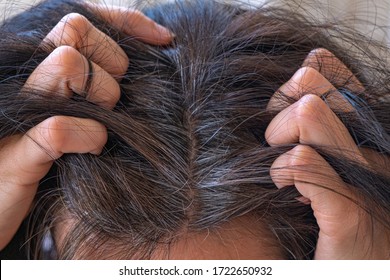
xmin=0 ymin=0 xmax=389 ymax=259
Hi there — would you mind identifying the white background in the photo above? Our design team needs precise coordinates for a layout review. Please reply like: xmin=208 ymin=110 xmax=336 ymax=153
xmin=2 ymin=260 xmax=390 ymax=280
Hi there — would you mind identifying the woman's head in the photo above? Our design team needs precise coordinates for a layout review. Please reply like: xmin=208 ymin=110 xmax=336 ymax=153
xmin=0 ymin=0 xmax=389 ymax=259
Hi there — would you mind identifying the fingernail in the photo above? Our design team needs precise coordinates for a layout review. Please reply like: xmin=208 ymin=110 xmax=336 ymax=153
xmin=90 ymin=147 xmax=104 ymax=156
xmin=155 ymin=23 xmax=175 ymax=39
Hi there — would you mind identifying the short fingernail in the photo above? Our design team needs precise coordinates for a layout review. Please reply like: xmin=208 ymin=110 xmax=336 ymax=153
xmin=154 ymin=23 xmax=175 ymax=39
xmin=90 ymin=147 xmax=104 ymax=156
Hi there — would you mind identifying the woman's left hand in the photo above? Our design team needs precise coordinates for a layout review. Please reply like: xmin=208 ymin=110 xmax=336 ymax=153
xmin=266 ymin=48 xmax=390 ymax=259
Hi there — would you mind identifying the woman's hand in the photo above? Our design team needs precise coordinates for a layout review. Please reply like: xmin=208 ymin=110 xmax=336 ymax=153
xmin=0 ymin=3 xmax=174 ymax=251
xmin=266 ymin=48 xmax=390 ymax=259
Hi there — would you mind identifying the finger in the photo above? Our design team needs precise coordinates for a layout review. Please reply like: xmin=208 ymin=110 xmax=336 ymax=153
xmin=265 ymin=94 xmax=365 ymax=162
xmin=271 ymin=145 xmax=353 ymax=211
xmin=0 ymin=116 xmax=107 ymax=250
xmin=302 ymin=48 xmax=365 ymax=93
xmin=360 ymin=147 xmax=390 ymax=174
xmin=44 ymin=13 xmax=129 ymax=77
xmin=267 ymin=66 xmax=354 ymax=112
xmin=2 ymin=116 xmax=107 ymax=186
xmin=24 ymin=46 xmax=120 ymax=109
xmin=270 ymin=145 xmax=368 ymax=259
xmin=85 ymin=3 xmax=174 ymax=45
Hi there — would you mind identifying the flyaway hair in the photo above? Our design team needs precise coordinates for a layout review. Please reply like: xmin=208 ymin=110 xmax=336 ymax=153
xmin=0 ymin=0 xmax=389 ymax=259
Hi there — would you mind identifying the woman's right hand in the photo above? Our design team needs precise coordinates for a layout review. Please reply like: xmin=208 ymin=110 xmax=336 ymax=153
xmin=0 ymin=3 xmax=174 ymax=251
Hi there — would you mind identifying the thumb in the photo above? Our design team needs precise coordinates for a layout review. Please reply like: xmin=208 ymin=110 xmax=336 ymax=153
xmin=270 ymin=145 xmax=376 ymax=259
xmin=0 ymin=116 xmax=107 ymax=250
xmin=86 ymin=3 xmax=175 ymax=45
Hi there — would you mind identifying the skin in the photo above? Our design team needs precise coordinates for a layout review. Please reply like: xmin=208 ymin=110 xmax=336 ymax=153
xmin=0 ymin=4 xmax=388 ymax=258
xmin=0 ymin=3 xmax=174 ymax=251
xmin=159 ymin=215 xmax=284 ymax=260
xmin=266 ymin=49 xmax=390 ymax=259
xmin=53 ymin=214 xmax=284 ymax=259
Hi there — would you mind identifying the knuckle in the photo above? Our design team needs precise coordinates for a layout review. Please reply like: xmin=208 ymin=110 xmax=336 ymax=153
xmin=60 ymin=13 xmax=90 ymax=31
xmin=57 ymin=13 xmax=91 ymax=46
xmin=307 ymin=48 xmax=332 ymax=59
xmin=294 ymin=93 xmax=326 ymax=120
xmin=49 ymin=46 xmax=85 ymax=78
xmin=298 ymin=66 xmax=321 ymax=81
xmin=288 ymin=66 xmax=323 ymax=96
xmin=39 ymin=116 xmax=69 ymax=153
xmin=287 ymin=145 xmax=317 ymax=167
xmin=50 ymin=45 xmax=83 ymax=67
xmin=271 ymin=145 xmax=319 ymax=186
